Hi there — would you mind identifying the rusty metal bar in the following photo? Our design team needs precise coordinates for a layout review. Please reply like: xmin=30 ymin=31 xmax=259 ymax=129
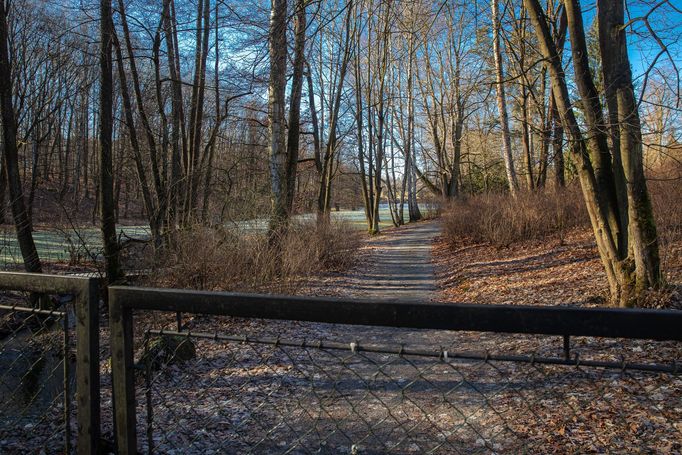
xmin=0 ymin=303 xmax=65 ymax=317
xmin=147 ymin=329 xmax=681 ymax=374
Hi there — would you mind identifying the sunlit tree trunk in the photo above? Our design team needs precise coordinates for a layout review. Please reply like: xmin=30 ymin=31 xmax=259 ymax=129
xmin=405 ymin=21 xmax=421 ymax=222
xmin=491 ymin=0 xmax=519 ymax=196
xmin=525 ymin=0 xmax=661 ymax=306
xmin=598 ymin=0 xmax=661 ymax=297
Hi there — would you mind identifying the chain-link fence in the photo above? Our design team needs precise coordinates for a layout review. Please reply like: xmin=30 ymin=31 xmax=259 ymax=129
xmin=0 ymin=295 xmax=75 ymax=454
xmin=0 ymin=273 xmax=101 ymax=455
xmin=109 ymin=288 xmax=682 ymax=454
xmin=134 ymin=326 xmax=681 ymax=454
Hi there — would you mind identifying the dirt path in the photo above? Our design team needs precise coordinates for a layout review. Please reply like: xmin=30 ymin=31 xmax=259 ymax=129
xmin=304 ymin=221 xmax=453 ymax=347
xmin=322 ymin=221 xmax=440 ymax=302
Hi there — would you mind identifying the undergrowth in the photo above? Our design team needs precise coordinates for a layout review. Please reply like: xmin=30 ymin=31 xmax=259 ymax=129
xmin=146 ymin=221 xmax=361 ymax=293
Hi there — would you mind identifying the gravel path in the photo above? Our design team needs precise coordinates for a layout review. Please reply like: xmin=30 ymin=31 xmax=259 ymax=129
xmin=325 ymin=221 xmax=440 ymax=302
xmin=310 ymin=221 xmax=447 ymax=347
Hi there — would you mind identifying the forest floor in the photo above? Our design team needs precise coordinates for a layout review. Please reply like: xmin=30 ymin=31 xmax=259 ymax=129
xmin=112 ymin=220 xmax=681 ymax=453
xmin=432 ymin=224 xmax=682 ymax=309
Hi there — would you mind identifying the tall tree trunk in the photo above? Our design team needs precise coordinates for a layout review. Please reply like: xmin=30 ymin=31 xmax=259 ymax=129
xmin=525 ymin=0 xmax=661 ymax=306
xmin=405 ymin=26 xmax=421 ymax=222
xmin=163 ymin=0 xmax=185 ymax=227
xmin=598 ymin=0 xmax=661 ymax=297
xmin=117 ymin=0 xmax=165 ymax=238
xmin=315 ymin=0 xmax=353 ymax=225
xmin=113 ymin=32 xmax=160 ymax=245
xmin=285 ymin=0 xmax=307 ymax=214
xmin=521 ymin=89 xmax=535 ymax=190
xmin=550 ymin=92 xmax=565 ymax=187
xmin=564 ymin=0 xmax=624 ymax=252
xmin=0 ymin=0 xmax=41 ymax=273
xmin=491 ymin=0 xmax=519 ymax=196
xmin=268 ymin=0 xmax=288 ymax=234
xmin=201 ymin=1 xmax=221 ymax=224
xmin=186 ymin=0 xmax=211 ymax=222
xmin=99 ymin=0 xmax=122 ymax=282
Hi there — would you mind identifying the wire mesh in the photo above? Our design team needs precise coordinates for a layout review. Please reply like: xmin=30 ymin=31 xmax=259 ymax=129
xmin=134 ymin=317 xmax=682 ymax=454
xmin=0 ymin=294 xmax=76 ymax=454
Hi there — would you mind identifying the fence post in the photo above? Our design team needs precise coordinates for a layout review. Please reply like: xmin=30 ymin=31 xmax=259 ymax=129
xmin=76 ymin=278 xmax=101 ymax=454
xmin=109 ymin=291 xmax=137 ymax=454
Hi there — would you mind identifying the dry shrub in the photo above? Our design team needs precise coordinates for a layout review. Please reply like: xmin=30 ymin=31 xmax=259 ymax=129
xmin=649 ymin=178 xmax=682 ymax=292
xmin=649 ymin=179 xmax=682 ymax=245
xmin=441 ymin=185 xmax=589 ymax=247
xmin=147 ymin=220 xmax=360 ymax=293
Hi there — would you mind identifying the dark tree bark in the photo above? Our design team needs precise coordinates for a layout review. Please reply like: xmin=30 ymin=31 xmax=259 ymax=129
xmin=285 ymin=0 xmax=307 ymax=214
xmin=163 ymin=0 xmax=186 ymax=227
xmin=0 ymin=0 xmax=41 ymax=273
xmin=99 ymin=0 xmax=122 ymax=282
xmin=117 ymin=0 xmax=166 ymax=241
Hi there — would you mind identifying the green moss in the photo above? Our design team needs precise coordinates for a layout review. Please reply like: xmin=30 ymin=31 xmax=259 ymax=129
xmin=138 ymin=335 xmax=196 ymax=371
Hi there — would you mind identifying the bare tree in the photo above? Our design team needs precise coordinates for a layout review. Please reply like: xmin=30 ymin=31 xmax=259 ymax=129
xmin=285 ymin=0 xmax=308 ymax=214
xmin=99 ymin=0 xmax=122 ymax=281
xmin=268 ymin=0 xmax=288 ymax=233
xmin=0 ymin=0 xmax=41 ymax=274
xmin=491 ymin=0 xmax=519 ymax=196
xmin=525 ymin=0 xmax=661 ymax=306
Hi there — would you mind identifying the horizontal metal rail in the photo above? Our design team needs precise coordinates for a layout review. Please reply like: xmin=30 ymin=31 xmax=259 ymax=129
xmin=110 ymin=286 xmax=682 ymax=341
xmin=0 ymin=303 xmax=66 ymax=317
xmin=147 ymin=329 xmax=681 ymax=374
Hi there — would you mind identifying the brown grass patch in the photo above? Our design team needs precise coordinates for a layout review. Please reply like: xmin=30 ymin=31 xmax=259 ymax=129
xmin=146 ymin=221 xmax=361 ymax=293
